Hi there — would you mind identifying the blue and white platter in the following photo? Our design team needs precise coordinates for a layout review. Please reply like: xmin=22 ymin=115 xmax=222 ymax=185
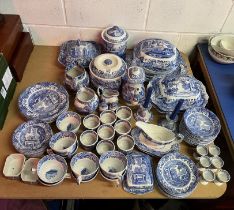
xmin=148 ymin=75 xmax=209 ymax=112
xmin=12 ymin=120 xmax=53 ymax=157
xmin=18 ymin=82 xmax=69 ymax=123
xmin=156 ymin=152 xmax=199 ymax=198
xmin=131 ymin=128 xmax=179 ymax=157
xmin=123 ymin=152 xmax=154 ymax=195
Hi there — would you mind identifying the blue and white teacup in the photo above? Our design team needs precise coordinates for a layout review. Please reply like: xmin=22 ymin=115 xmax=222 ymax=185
xmin=56 ymin=111 xmax=81 ymax=133
xmin=114 ymin=120 xmax=131 ymax=136
xmin=83 ymin=114 xmax=100 ymax=130
xmin=96 ymin=140 xmax=115 ymax=156
xmin=70 ymin=152 xmax=99 ymax=184
xmin=37 ymin=154 xmax=69 ymax=185
xmin=97 ymin=124 xmax=115 ymax=141
xmin=99 ymin=151 xmax=127 ymax=180
xmin=117 ymin=135 xmax=135 ymax=154
xmin=80 ymin=130 xmax=98 ymax=151
xmin=49 ymin=131 xmax=78 ymax=157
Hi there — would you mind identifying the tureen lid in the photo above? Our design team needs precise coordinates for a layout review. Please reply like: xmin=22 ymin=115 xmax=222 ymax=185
xmin=102 ymin=25 xmax=129 ymax=43
xmin=134 ymin=38 xmax=177 ymax=61
xmin=90 ymin=53 xmax=127 ymax=79
xmin=123 ymin=66 xmax=145 ymax=84
xmin=158 ymin=75 xmax=201 ymax=101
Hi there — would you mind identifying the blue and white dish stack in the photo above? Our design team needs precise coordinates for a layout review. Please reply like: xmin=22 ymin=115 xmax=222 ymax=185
xmin=58 ymin=39 xmax=101 ymax=70
xmin=123 ymin=152 xmax=154 ymax=195
xmin=132 ymin=39 xmax=187 ymax=80
xmin=101 ymin=25 xmax=129 ymax=58
xmin=18 ymin=82 xmax=69 ymax=123
xmin=156 ymin=152 xmax=199 ymax=198
xmin=148 ymin=75 xmax=209 ymax=113
xmin=12 ymin=120 xmax=53 ymax=157
xmin=179 ymin=107 xmax=221 ymax=146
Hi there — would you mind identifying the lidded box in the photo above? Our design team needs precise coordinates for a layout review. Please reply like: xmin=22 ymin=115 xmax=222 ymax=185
xmin=101 ymin=26 xmax=128 ymax=44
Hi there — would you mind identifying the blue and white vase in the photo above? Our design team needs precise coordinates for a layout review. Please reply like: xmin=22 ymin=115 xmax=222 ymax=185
xmin=122 ymin=66 xmax=145 ymax=106
xmin=101 ymin=26 xmax=129 ymax=58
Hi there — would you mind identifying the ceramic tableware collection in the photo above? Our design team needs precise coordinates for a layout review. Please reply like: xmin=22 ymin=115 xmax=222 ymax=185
xmin=8 ymin=26 xmax=228 ymax=197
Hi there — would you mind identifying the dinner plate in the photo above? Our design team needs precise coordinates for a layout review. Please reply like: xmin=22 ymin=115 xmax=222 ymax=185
xmin=18 ymin=82 xmax=69 ymax=123
xmin=156 ymin=152 xmax=199 ymax=197
xmin=12 ymin=120 xmax=53 ymax=157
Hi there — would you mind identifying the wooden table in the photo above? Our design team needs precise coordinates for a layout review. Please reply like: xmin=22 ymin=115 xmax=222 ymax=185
xmin=0 ymin=46 xmax=226 ymax=199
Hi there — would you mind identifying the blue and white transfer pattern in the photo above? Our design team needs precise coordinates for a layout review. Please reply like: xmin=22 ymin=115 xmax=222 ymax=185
xmin=12 ymin=120 xmax=53 ymax=157
xmin=58 ymin=40 xmax=101 ymax=69
xmin=156 ymin=152 xmax=199 ymax=198
xmin=123 ymin=152 xmax=154 ymax=195
xmin=18 ymin=82 xmax=69 ymax=123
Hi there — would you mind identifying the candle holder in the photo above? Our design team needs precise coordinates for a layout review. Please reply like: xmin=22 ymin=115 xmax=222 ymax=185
xmin=158 ymin=114 xmax=178 ymax=132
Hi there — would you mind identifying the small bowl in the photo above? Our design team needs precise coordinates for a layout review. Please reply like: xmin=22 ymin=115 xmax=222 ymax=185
xmin=100 ymin=110 xmax=117 ymax=125
xmin=49 ymin=131 xmax=78 ymax=157
xmin=220 ymin=37 xmax=234 ymax=57
xmin=197 ymin=156 xmax=211 ymax=171
xmin=80 ymin=130 xmax=98 ymax=151
xmin=114 ymin=119 xmax=131 ymax=136
xmin=99 ymin=151 xmax=127 ymax=179
xmin=210 ymin=156 xmax=224 ymax=170
xmin=37 ymin=154 xmax=68 ymax=184
xmin=70 ymin=152 xmax=99 ymax=184
xmin=83 ymin=114 xmax=100 ymax=130
xmin=116 ymin=106 xmax=132 ymax=121
xmin=208 ymin=145 xmax=220 ymax=156
xmin=215 ymin=169 xmax=231 ymax=186
xmin=97 ymin=124 xmax=115 ymax=141
xmin=21 ymin=158 xmax=39 ymax=183
xmin=96 ymin=140 xmax=115 ymax=156
xmin=56 ymin=111 xmax=81 ymax=133
xmin=3 ymin=154 xmax=26 ymax=178
xmin=117 ymin=135 xmax=135 ymax=154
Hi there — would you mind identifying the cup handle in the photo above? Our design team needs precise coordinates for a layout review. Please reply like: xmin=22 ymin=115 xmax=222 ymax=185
xmin=97 ymin=86 xmax=103 ymax=97
xmin=65 ymin=173 xmax=71 ymax=179
xmin=76 ymin=175 xmax=82 ymax=185
xmin=175 ymin=133 xmax=184 ymax=143
xmin=47 ymin=148 xmax=54 ymax=155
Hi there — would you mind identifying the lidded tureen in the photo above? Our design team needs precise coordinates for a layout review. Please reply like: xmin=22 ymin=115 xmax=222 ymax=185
xmin=89 ymin=53 xmax=127 ymax=89
xmin=58 ymin=39 xmax=101 ymax=69
xmin=148 ymin=74 xmax=209 ymax=112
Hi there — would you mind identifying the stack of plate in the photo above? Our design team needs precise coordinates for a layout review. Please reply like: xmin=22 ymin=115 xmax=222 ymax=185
xmin=179 ymin=107 xmax=221 ymax=146
xmin=156 ymin=152 xmax=199 ymax=198
xmin=209 ymin=34 xmax=234 ymax=64
xmin=18 ymin=82 xmax=69 ymax=123
xmin=131 ymin=128 xmax=179 ymax=157
xmin=12 ymin=120 xmax=53 ymax=157
xmin=123 ymin=152 xmax=154 ymax=195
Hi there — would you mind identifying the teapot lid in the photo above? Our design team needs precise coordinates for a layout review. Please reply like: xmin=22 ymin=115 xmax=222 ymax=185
xmin=124 ymin=66 xmax=145 ymax=84
xmin=102 ymin=25 xmax=129 ymax=43
xmin=90 ymin=53 xmax=127 ymax=79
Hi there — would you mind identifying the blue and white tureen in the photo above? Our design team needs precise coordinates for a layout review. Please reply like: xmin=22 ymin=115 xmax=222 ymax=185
xmin=123 ymin=152 xmax=154 ymax=195
xmin=132 ymin=39 xmax=187 ymax=80
xmin=156 ymin=152 xmax=199 ymax=198
xmin=18 ymin=82 xmax=69 ymax=123
xmin=58 ymin=39 xmax=101 ymax=69
xmin=89 ymin=53 xmax=127 ymax=89
xmin=148 ymin=74 xmax=209 ymax=112
xmin=12 ymin=120 xmax=53 ymax=157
